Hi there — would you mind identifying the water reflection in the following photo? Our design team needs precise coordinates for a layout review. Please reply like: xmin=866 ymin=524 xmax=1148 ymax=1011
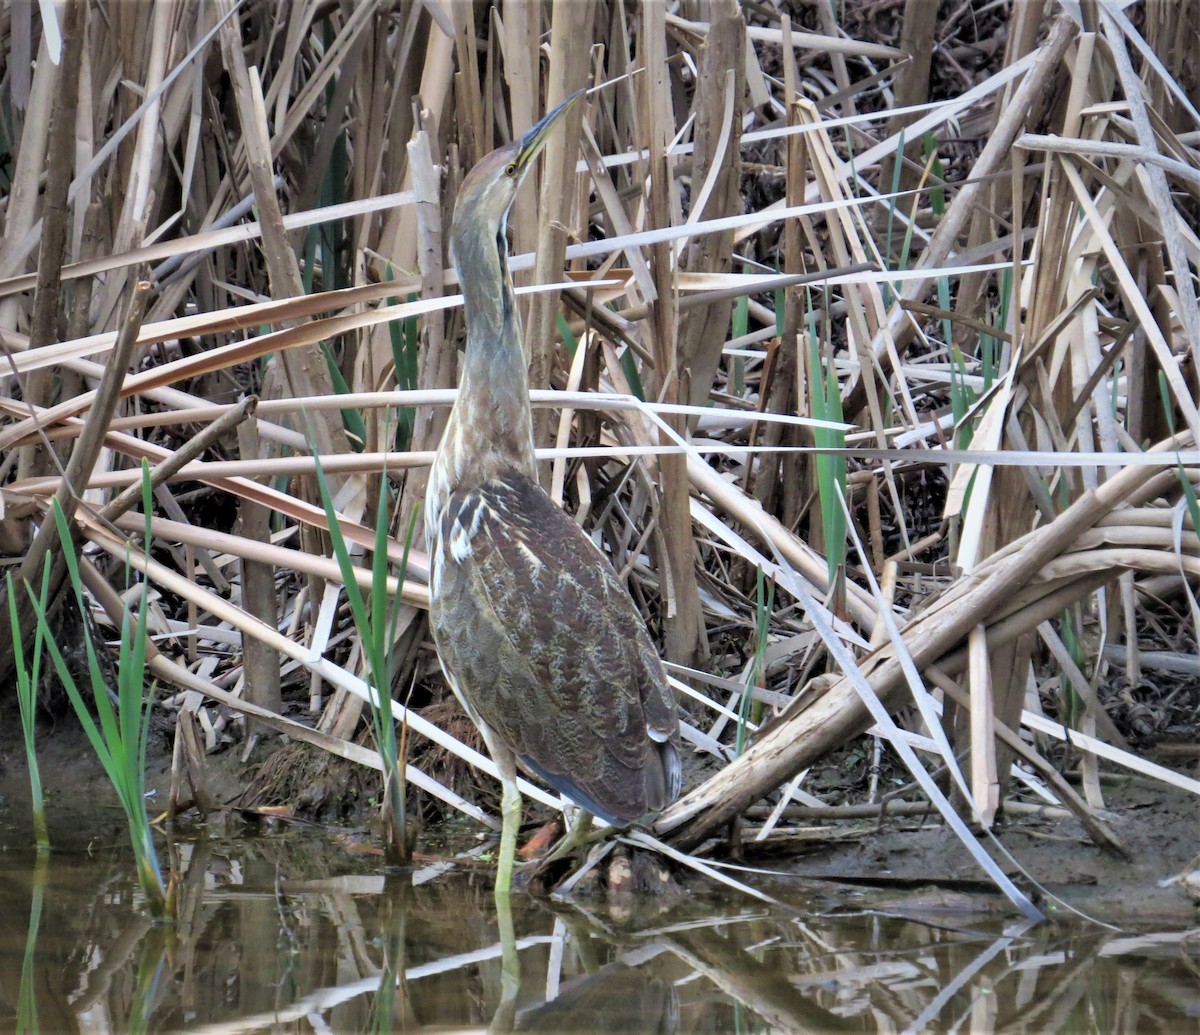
xmin=0 ymin=827 xmax=1196 ymax=1033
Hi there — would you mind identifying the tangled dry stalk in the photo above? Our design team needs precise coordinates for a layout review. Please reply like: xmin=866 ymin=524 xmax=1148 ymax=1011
xmin=2 ymin=2 xmax=1199 ymax=910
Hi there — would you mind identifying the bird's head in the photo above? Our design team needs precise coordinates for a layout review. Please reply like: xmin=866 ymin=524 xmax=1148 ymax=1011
xmin=451 ymin=89 xmax=585 ymax=263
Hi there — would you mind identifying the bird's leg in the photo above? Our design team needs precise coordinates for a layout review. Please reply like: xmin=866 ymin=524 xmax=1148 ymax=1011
xmin=495 ymin=774 xmax=523 ymax=900
xmin=481 ymin=739 xmax=522 ymax=1029
xmin=485 ymin=733 xmax=524 ymax=901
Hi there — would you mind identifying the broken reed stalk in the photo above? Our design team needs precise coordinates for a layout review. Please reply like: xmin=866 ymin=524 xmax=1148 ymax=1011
xmin=658 ymin=433 xmax=1196 ymax=849
xmin=0 ymin=279 xmax=152 ymax=690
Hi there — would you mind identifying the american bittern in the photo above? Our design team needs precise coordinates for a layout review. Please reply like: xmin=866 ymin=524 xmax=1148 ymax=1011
xmin=425 ymin=91 xmax=681 ymax=897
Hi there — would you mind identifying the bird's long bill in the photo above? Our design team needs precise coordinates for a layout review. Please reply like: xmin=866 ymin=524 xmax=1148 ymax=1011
xmin=514 ymin=88 xmax=586 ymax=172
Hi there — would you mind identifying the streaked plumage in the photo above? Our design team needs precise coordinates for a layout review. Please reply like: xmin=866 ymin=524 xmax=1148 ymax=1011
xmin=425 ymin=93 xmax=681 ymax=891
xmin=432 ymin=470 xmax=679 ymax=824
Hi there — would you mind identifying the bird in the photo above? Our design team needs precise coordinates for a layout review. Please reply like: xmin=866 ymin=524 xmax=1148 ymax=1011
xmin=425 ymin=90 xmax=682 ymax=898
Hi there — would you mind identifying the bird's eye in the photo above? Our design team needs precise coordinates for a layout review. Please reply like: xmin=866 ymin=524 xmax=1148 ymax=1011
xmin=504 ymin=162 xmax=517 ymax=177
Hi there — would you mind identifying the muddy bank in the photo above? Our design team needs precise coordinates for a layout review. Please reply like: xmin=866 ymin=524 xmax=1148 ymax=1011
xmin=760 ymin=776 xmax=1200 ymax=924
xmin=3 ymin=712 xmax=1196 ymax=925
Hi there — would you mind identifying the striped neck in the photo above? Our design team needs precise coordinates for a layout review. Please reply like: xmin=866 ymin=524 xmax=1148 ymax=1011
xmin=439 ymin=213 xmax=537 ymax=491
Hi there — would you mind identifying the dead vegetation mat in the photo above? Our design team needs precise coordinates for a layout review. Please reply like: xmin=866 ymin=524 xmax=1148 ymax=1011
xmin=1 ymin=2 xmax=1199 ymax=914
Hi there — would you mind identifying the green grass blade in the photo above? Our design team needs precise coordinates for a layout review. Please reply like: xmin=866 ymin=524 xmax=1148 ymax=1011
xmin=8 ymin=563 xmax=51 ymax=848
xmin=321 ymin=342 xmax=368 ymax=451
xmin=557 ymin=312 xmax=578 ymax=360
xmin=25 ymin=584 xmax=114 ymax=776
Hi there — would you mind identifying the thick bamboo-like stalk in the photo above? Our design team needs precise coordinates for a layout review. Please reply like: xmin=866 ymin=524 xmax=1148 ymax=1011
xmin=676 ymin=0 xmax=744 ymax=414
xmin=640 ymin=0 xmax=707 ymax=667
xmin=657 ymin=434 xmax=1195 ymax=848
xmin=527 ymin=0 xmax=591 ymax=446
xmin=0 ymin=34 xmax=58 ymax=299
xmin=20 ymin=0 xmax=86 ymax=473
xmin=216 ymin=3 xmax=343 ymax=458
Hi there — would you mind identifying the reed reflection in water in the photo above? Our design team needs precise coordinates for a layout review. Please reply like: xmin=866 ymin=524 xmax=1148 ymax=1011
xmin=0 ymin=829 xmax=1196 ymax=1033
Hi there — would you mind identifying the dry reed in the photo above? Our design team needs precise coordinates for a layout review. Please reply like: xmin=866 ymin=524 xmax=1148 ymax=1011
xmin=2 ymin=2 xmax=1198 ymax=909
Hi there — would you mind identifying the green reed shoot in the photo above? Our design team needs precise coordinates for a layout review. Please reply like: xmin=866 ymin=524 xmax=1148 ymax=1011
xmin=26 ymin=467 xmax=170 ymax=919
xmin=313 ymin=456 xmax=420 ymax=866
xmin=557 ymin=312 xmax=578 ymax=359
xmin=922 ymin=132 xmax=946 ymax=214
xmin=948 ymin=343 xmax=974 ymax=446
xmin=320 ymin=341 xmax=369 ymax=451
xmin=386 ymin=284 xmax=420 ymax=451
xmin=1178 ymin=467 xmax=1200 ymax=549
xmin=805 ymin=297 xmax=847 ymax=590
xmin=1059 ymin=600 xmax=1087 ymax=727
xmin=1048 ymin=477 xmax=1085 ymax=725
xmin=731 ymin=274 xmax=749 ymax=397
xmin=7 ymin=559 xmax=51 ymax=849
xmin=923 ymin=134 xmax=953 ymax=348
xmin=307 ymin=227 xmax=366 ymax=452
xmin=982 ymin=267 xmax=1010 ymax=391
xmin=304 ymin=153 xmax=366 ymax=452
xmin=736 ymin=567 xmax=775 ymax=756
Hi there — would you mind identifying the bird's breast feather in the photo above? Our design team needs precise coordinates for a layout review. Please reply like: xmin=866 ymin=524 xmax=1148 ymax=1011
xmin=431 ymin=472 xmax=675 ymax=772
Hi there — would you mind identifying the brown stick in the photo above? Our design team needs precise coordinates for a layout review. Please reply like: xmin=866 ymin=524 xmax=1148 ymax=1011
xmin=18 ymin=280 xmax=153 ymax=587
xmin=97 ymin=395 xmax=258 ymax=526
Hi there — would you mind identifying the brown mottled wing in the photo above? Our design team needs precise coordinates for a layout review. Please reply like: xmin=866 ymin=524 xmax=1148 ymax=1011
xmin=429 ymin=468 xmax=680 ymax=824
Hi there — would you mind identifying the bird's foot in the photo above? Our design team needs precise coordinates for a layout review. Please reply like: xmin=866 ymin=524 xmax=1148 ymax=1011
xmin=532 ymin=811 xmax=608 ymax=875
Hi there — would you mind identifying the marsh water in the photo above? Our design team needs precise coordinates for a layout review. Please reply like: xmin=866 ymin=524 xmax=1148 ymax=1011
xmin=2 ymin=816 xmax=1198 ymax=1035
